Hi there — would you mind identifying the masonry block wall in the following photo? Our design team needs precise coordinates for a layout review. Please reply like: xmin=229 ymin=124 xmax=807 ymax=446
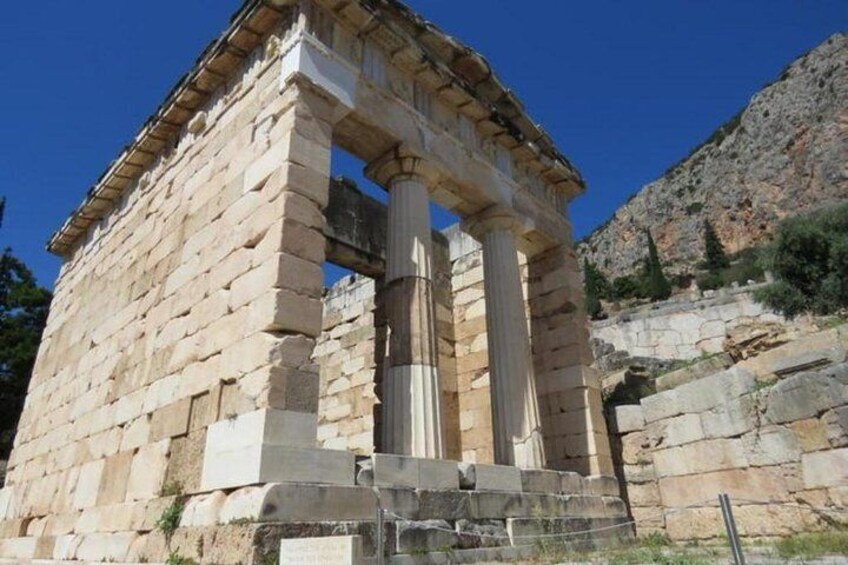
xmin=608 ymin=327 xmax=848 ymax=540
xmin=0 ymin=8 xmax=337 ymax=547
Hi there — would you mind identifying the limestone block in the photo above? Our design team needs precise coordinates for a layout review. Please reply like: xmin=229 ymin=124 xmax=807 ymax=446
xmin=823 ymin=406 xmax=848 ymax=447
xmin=75 ymin=531 xmax=138 ymax=562
xmin=280 ymin=535 xmax=366 ymax=565
xmin=369 ymin=454 xmax=458 ymax=490
xmin=222 ymin=483 xmax=378 ymax=523
xmin=73 ymin=459 xmax=105 ymax=510
xmin=52 ymin=534 xmax=84 ymax=560
xmin=455 ymin=519 xmax=510 ymax=549
xmin=642 ymin=366 xmax=755 ymax=423
xmin=700 ymin=397 xmax=756 ymax=439
xmin=559 ymin=472 xmax=585 ymax=494
xmin=75 ymin=502 xmax=136 ymax=533
xmin=519 ymin=469 xmax=561 ymax=493
xmin=395 ymin=519 xmax=459 ymax=554
xmin=764 ymin=365 xmax=848 ymax=425
xmin=627 ymin=482 xmax=660 ymax=507
xmin=150 ymin=398 xmax=191 ymax=441
xmin=165 ymin=430 xmax=205 ymax=494
xmin=647 ymin=413 xmax=704 ymax=447
xmin=205 ymin=408 xmax=317 ymax=453
xmin=742 ymin=426 xmax=802 ymax=466
xmin=789 ymin=418 xmax=830 ymax=452
xmin=739 ymin=330 xmax=845 ymax=378
xmin=96 ymin=451 xmax=134 ymax=505
xmin=470 ymin=464 xmax=522 ymax=492
xmin=417 ymin=490 xmax=471 ymax=521
xmin=0 ymin=537 xmax=36 ymax=560
xmin=658 ymin=467 xmax=794 ymax=508
xmin=584 ymin=475 xmax=620 ymax=497
xmin=180 ymin=491 xmax=226 ymax=527
xmin=802 ymin=449 xmax=848 ymax=489
xmin=250 ymin=289 xmax=323 ymax=337
xmin=610 ymin=405 xmax=645 ymax=434
xmin=126 ymin=439 xmax=170 ymax=501
xmin=202 ymin=443 xmax=354 ymax=491
xmin=653 ymin=439 xmax=748 ymax=478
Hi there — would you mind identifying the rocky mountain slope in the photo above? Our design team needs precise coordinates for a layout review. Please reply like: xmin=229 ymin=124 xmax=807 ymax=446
xmin=578 ymin=33 xmax=848 ymax=278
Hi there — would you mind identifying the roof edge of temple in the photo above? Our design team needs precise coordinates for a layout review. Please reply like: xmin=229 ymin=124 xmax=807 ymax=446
xmin=47 ymin=0 xmax=584 ymax=258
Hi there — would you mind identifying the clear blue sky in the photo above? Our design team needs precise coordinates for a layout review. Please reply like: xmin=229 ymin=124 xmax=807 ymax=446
xmin=0 ymin=1 xmax=844 ymax=288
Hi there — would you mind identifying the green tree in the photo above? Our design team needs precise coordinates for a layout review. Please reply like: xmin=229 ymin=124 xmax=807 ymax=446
xmin=582 ymin=258 xmax=603 ymax=319
xmin=756 ymin=203 xmax=848 ymax=317
xmin=703 ymin=219 xmax=730 ymax=274
xmin=0 ymin=201 xmax=52 ymax=458
xmin=645 ymin=230 xmax=671 ymax=301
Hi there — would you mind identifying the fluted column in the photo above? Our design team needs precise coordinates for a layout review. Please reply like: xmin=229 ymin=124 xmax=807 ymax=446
xmin=366 ymin=147 xmax=445 ymax=459
xmin=465 ymin=207 xmax=546 ymax=469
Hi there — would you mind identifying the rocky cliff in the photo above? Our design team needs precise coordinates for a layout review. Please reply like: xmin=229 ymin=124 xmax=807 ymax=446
xmin=578 ymin=33 xmax=848 ymax=278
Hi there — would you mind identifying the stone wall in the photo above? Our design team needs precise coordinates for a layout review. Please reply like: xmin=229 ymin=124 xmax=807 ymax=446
xmin=608 ymin=327 xmax=848 ymax=540
xmin=592 ymin=284 xmax=784 ymax=361
xmin=0 ymin=8 xmax=341 ymax=557
xmin=315 ymin=225 xmax=609 ymax=475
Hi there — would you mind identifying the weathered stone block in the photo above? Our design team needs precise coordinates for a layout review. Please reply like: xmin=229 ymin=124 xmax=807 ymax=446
xmin=802 ymin=448 xmax=848 ymax=489
xmin=370 ymin=454 xmax=458 ymax=490
xmin=823 ymin=406 xmax=848 ymax=447
xmin=700 ymin=397 xmax=756 ymax=439
xmin=96 ymin=451 xmax=134 ymax=505
xmin=280 ymin=535 xmax=366 ymax=565
xmin=584 ymin=475 xmax=620 ymax=497
xmin=642 ymin=366 xmax=756 ymax=423
xmin=647 ymin=413 xmax=704 ymax=447
xmin=520 ymin=469 xmax=561 ymax=493
xmin=395 ymin=519 xmax=459 ymax=554
xmin=764 ymin=365 xmax=848 ymax=425
xmin=610 ymin=405 xmax=645 ymax=434
xmin=126 ymin=439 xmax=170 ymax=501
xmin=150 ymin=398 xmax=191 ymax=442
xmin=559 ymin=471 xmax=584 ymax=494
xmin=741 ymin=426 xmax=801 ymax=466
xmin=179 ymin=491 xmax=226 ymax=527
xmin=653 ymin=439 xmax=747 ymax=478
xmin=469 ymin=464 xmax=522 ymax=492
xmin=73 ymin=459 xmax=105 ymax=510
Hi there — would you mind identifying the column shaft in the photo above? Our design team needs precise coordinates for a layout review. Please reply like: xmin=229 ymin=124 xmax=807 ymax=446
xmin=382 ymin=176 xmax=445 ymax=459
xmin=481 ymin=229 xmax=546 ymax=469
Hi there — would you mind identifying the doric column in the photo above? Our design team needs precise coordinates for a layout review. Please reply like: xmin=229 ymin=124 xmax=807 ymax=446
xmin=365 ymin=147 xmax=445 ymax=459
xmin=464 ymin=206 xmax=546 ymax=469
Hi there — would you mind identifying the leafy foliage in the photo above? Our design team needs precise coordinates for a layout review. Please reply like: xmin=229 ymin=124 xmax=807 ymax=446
xmin=612 ymin=274 xmax=647 ymax=300
xmin=156 ymin=499 xmax=185 ymax=537
xmin=756 ymin=203 xmax=848 ymax=317
xmin=0 ymin=237 xmax=52 ymax=458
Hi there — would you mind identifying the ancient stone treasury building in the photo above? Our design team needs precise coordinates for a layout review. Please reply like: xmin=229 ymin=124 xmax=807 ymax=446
xmin=0 ymin=1 xmax=626 ymax=562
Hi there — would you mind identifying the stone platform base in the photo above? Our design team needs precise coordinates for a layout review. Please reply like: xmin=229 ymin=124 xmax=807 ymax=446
xmin=0 ymin=459 xmax=631 ymax=564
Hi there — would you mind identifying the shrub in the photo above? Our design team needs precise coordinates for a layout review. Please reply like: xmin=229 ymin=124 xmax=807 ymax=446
xmin=756 ymin=203 xmax=848 ymax=317
xmin=613 ymin=274 xmax=646 ymax=300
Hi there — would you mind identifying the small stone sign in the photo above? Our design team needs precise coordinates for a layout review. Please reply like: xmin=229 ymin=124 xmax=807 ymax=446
xmin=279 ymin=535 xmax=365 ymax=565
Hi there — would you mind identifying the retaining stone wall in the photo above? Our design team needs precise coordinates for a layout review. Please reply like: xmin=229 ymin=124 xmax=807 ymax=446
xmin=608 ymin=327 xmax=848 ymax=540
xmin=592 ymin=284 xmax=784 ymax=361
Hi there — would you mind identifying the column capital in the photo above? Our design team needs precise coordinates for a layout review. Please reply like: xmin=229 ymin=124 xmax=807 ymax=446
xmin=462 ymin=205 xmax=530 ymax=241
xmin=364 ymin=145 xmax=441 ymax=188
